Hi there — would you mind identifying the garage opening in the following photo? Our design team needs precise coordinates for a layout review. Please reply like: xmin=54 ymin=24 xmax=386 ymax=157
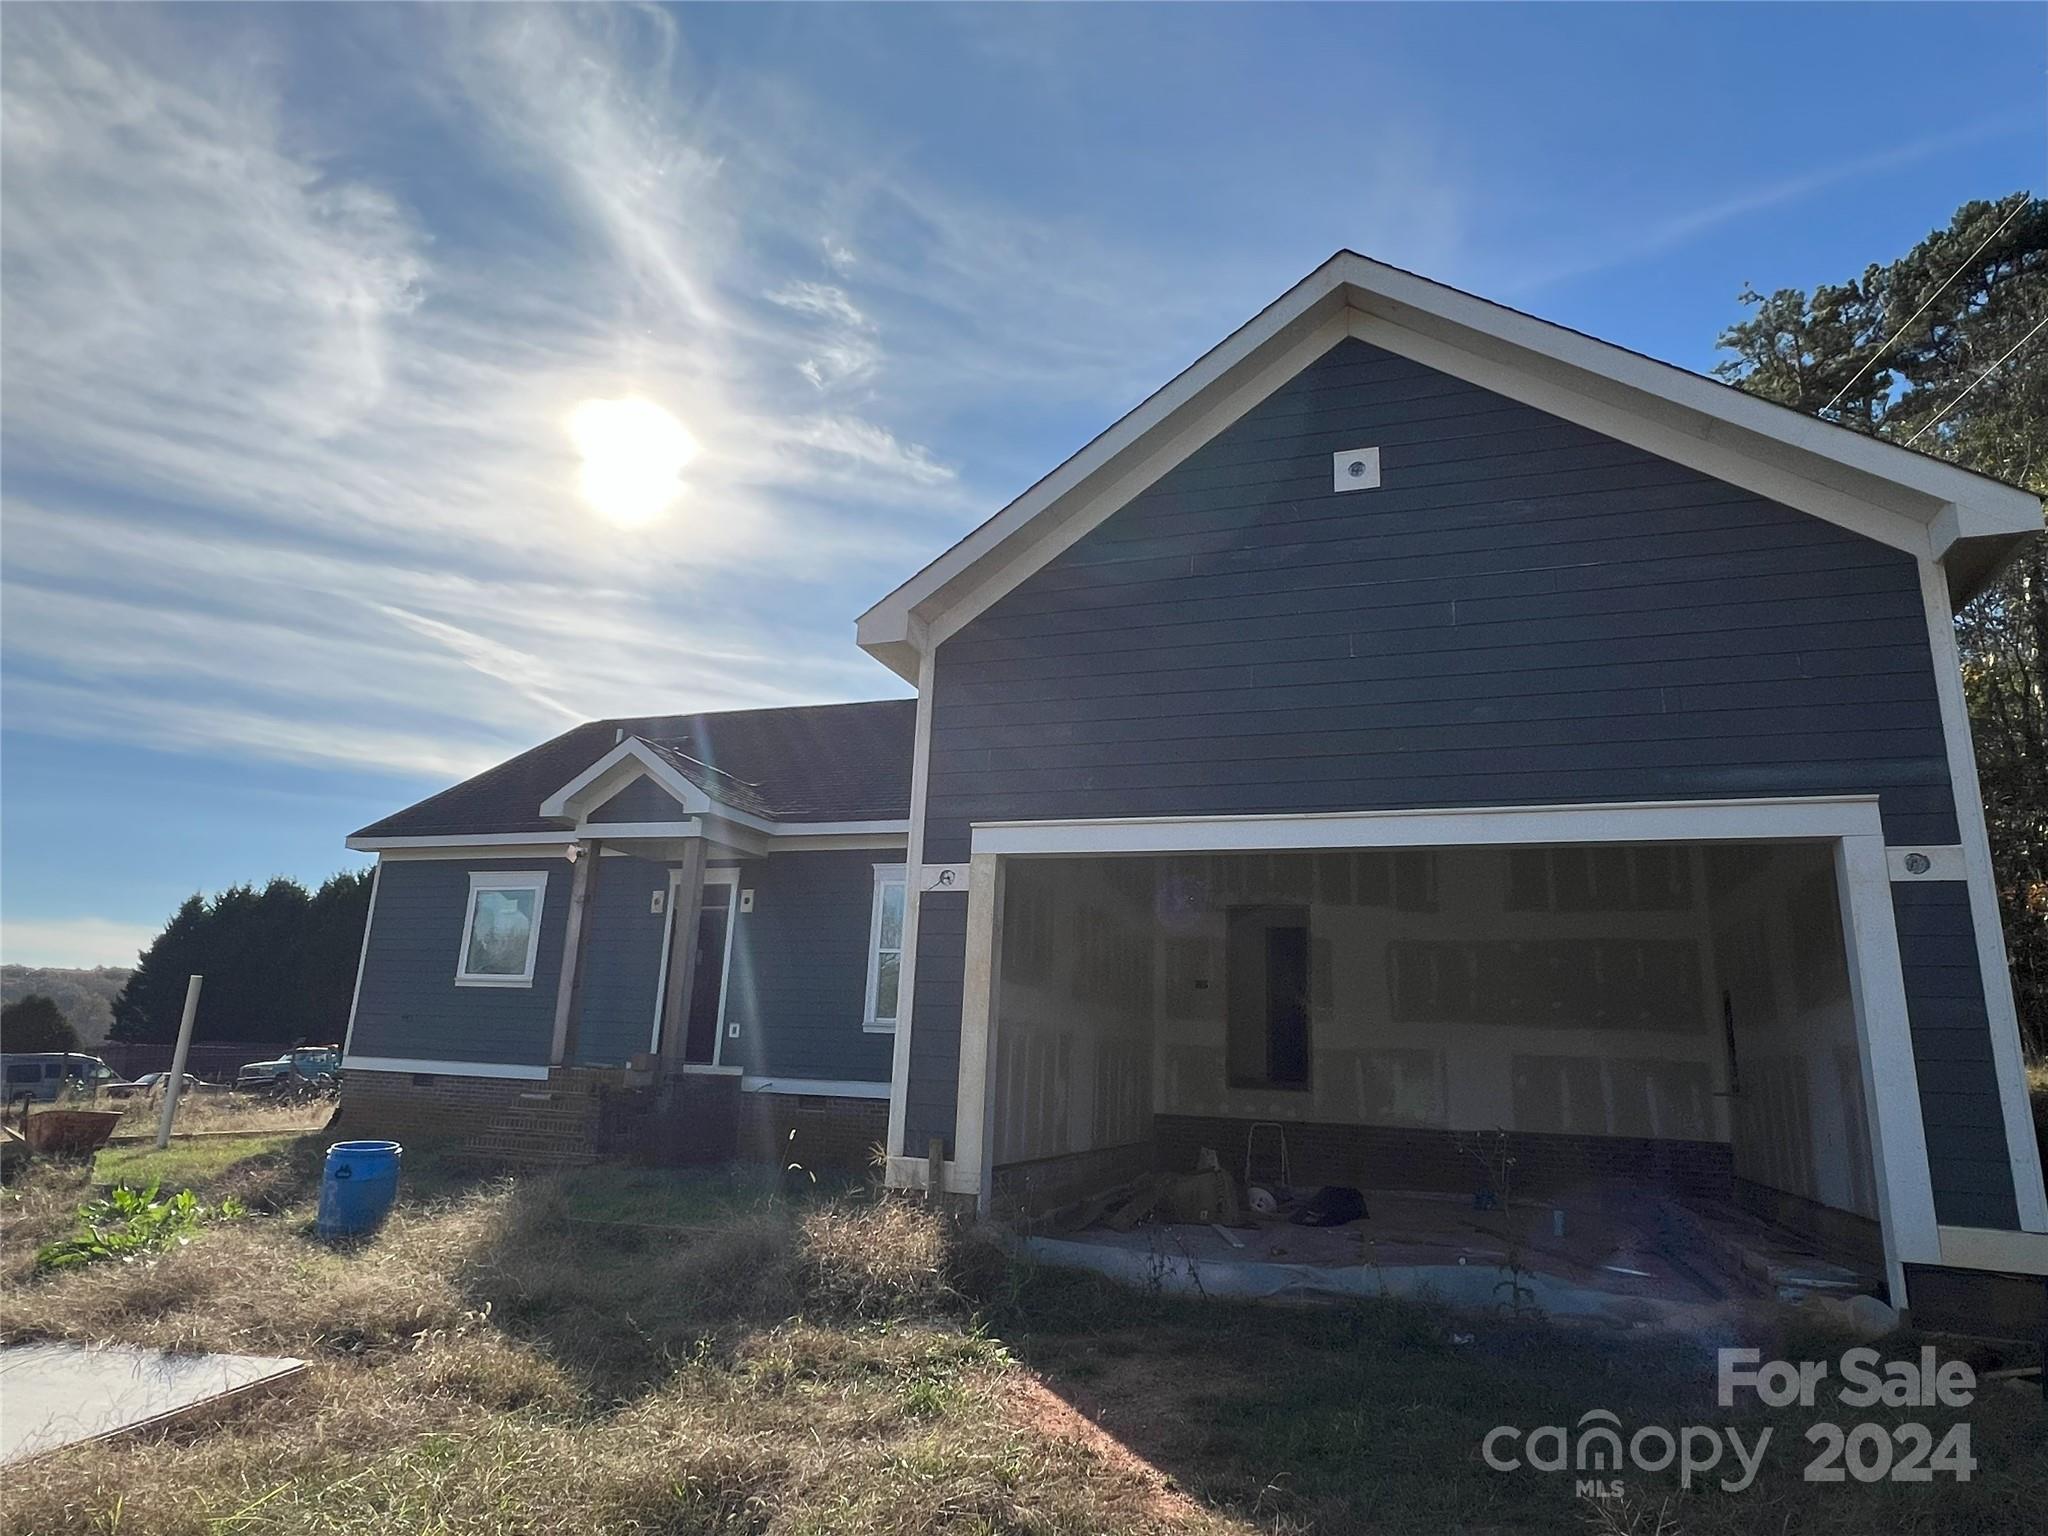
xmin=984 ymin=840 xmax=1888 ymax=1306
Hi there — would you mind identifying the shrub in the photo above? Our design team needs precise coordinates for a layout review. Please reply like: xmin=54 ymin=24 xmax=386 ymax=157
xmin=34 ymin=1179 xmax=245 ymax=1272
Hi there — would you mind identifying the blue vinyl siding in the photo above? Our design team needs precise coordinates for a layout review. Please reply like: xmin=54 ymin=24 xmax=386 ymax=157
xmin=350 ymin=858 xmax=570 ymax=1067
xmin=573 ymin=853 xmax=670 ymax=1066
xmin=589 ymin=777 xmax=688 ymax=823
xmin=906 ymin=337 xmax=1992 ymax=1201
xmin=723 ymin=848 xmax=896 ymax=1083
xmin=1891 ymin=883 xmax=2019 ymax=1227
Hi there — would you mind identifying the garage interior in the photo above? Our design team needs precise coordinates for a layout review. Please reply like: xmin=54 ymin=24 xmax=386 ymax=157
xmin=984 ymin=840 xmax=1891 ymax=1309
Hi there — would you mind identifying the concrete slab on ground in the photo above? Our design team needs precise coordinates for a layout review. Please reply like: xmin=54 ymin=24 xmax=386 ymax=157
xmin=0 ymin=1343 xmax=304 ymax=1463
xmin=1027 ymin=1185 xmax=1881 ymax=1322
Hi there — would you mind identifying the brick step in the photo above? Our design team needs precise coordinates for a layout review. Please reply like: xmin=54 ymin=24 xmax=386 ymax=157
xmin=470 ymin=1121 xmax=598 ymax=1143
xmin=454 ymin=1136 xmax=598 ymax=1166
xmin=454 ymin=1151 xmax=598 ymax=1169
xmin=490 ymin=1111 xmax=600 ymax=1132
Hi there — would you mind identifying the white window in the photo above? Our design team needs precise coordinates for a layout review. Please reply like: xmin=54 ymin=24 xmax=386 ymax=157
xmin=863 ymin=864 xmax=907 ymax=1031
xmin=455 ymin=871 xmax=549 ymax=987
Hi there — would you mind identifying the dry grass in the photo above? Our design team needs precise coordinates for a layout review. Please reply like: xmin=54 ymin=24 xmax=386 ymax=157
xmin=3 ymin=1145 xmax=2042 ymax=1535
xmin=105 ymin=1091 xmax=335 ymax=1138
xmin=0 ymin=1151 xmax=1228 ymax=1536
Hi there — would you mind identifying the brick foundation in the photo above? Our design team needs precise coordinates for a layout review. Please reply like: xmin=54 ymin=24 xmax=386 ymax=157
xmin=340 ymin=1068 xmax=887 ymax=1174
xmin=1151 ymin=1115 xmax=1734 ymax=1200
xmin=337 ymin=1067 xmax=625 ymax=1166
xmin=739 ymin=1092 xmax=888 ymax=1175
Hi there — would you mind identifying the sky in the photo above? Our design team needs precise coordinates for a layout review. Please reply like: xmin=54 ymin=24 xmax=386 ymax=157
xmin=2 ymin=3 xmax=2043 ymax=969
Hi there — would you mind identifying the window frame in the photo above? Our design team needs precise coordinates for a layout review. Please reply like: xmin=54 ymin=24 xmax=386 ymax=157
xmin=862 ymin=863 xmax=908 ymax=1032
xmin=454 ymin=870 xmax=550 ymax=988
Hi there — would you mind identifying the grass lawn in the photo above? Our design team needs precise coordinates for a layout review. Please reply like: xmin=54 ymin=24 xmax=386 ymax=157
xmin=94 ymin=1133 xmax=304 ymax=1191
xmin=552 ymin=1162 xmax=859 ymax=1227
xmin=1 ymin=1142 xmax=2042 ymax=1534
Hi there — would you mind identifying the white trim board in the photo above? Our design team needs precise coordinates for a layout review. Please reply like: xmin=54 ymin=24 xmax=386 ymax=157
xmin=647 ymin=866 xmax=741 ymax=1064
xmin=1936 ymin=1225 xmax=2048 ymax=1276
xmin=886 ymin=647 xmax=938 ymax=1159
xmin=540 ymin=737 xmax=711 ymax=821
xmin=857 ymin=252 xmax=2037 ymax=681
xmin=342 ymin=1056 xmax=549 ymax=1081
xmin=968 ymin=795 xmax=1890 ymax=857
xmin=351 ymin=822 xmax=906 ymax=855
xmin=744 ymin=1076 xmax=890 ymax=1100
xmin=1915 ymin=560 xmax=2048 ymax=1233
xmin=349 ymin=833 xmax=575 ymax=853
xmin=339 ymin=858 xmax=383 ymax=1061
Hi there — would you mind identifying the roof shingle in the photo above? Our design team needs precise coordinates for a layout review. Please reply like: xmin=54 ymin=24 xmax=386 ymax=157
xmin=351 ymin=698 xmax=915 ymax=839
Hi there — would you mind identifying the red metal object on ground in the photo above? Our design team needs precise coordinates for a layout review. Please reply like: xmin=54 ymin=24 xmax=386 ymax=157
xmin=22 ymin=1109 xmax=124 ymax=1156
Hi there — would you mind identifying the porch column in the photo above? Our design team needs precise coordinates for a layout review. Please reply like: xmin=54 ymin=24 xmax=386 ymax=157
xmin=949 ymin=851 xmax=1006 ymax=1210
xmin=658 ymin=836 xmax=709 ymax=1072
xmin=549 ymin=839 xmax=601 ymax=1067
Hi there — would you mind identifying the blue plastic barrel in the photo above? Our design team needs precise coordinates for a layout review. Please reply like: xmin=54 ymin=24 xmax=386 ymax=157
xmin=318 ymin=1140 xmax=402 ymax=1238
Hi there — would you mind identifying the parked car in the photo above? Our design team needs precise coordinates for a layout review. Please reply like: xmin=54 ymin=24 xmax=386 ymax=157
xmin=0 ymin=1052 xmax=124 ymax=1106
xmin=99 ymin=1070 xmax=220 ymax=1101
xmin=234 ymin=1045 xmax=341 ymax=1099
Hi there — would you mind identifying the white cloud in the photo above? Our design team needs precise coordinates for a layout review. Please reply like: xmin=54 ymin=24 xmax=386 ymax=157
xmin=1506 ymin=115 xmax=2025 ymax=295
xmin=782 ymin=417 xmax=957 ymax=488
xmin=1 ymin=915 xmax=157 ymax=970
xmin=0 ymin=7 xmax=961 ymax=780
xmin=0 ymin=3 xmax=1465 ymax=796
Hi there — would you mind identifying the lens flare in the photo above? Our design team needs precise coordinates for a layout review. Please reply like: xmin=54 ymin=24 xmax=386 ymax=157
xmin=565 ymin=396 xmax=699 ymax=528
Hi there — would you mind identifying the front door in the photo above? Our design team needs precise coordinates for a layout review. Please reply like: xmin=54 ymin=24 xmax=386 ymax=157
xmin=683 ymin=881 xmax=734 ymax=1065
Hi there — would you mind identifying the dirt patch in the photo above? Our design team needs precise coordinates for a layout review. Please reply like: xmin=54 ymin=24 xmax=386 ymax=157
xmin=1005 ymin=1371 xmax=1213 ymax=1527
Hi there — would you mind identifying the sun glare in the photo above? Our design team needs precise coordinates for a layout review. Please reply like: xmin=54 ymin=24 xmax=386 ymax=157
xmin=566 ymin=396 xmax=699 ymax=528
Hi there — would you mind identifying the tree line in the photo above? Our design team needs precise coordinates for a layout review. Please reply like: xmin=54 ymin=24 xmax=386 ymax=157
xmin=1715 ymin=192 xmax=2047 ymax=1055
xmin=108 ymin=871 xmax=373 ymax=1045
xmin=0 ymin=965 xmax=128 ymax=1047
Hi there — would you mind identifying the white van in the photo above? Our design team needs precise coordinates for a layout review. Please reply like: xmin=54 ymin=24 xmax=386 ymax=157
xmin=0 ymin=1053 xmax=121 ymax=1106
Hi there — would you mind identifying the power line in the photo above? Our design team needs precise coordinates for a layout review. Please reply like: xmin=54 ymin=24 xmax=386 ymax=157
xmin=1819 ymin=197 xmax=2028 ymax=421
xmin=1901 ymin=313 xmax=2048 ymax=448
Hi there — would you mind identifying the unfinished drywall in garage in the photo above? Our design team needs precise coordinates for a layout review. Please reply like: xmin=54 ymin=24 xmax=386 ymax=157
xmin=1706 ymin=845 xmax=1877 ymax=1221
xmin=1150 ymin=847 xmax=1727 ymax=1141
xmin=991 ymin=857 xmax=1157 ymax=1167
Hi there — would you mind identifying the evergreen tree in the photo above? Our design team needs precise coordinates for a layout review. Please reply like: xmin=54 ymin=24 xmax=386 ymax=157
xmin=108 ymin=869 xmax=373 ymax=1044
xmin=2 ymin=994 xmax=81 ymax=1053
xmin=110 ymin=894 xmax=208 ymax=1042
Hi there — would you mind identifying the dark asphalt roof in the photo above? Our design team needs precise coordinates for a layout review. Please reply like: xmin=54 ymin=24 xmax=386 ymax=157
xmin=352 ymin=698 xmax=916 ymax=839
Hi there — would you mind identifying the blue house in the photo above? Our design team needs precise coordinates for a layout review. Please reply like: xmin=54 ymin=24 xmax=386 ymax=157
xmin=344 ymin=253 xmax=2045 ymax=1314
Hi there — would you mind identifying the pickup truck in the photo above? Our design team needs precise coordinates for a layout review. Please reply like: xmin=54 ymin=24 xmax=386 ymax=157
xmin=234 ymin=1045 xmax=341 ymax=1099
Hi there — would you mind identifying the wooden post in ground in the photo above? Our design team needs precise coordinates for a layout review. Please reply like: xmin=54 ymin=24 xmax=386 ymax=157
xmin=154 ymin=975 xmax=203 ymax=1149
xmin=927 ymin=1137 xmax=944 ymax=1206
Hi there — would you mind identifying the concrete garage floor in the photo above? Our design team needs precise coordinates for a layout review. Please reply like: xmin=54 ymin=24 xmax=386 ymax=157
xmin=1024 ymin=1187 xmax=1880 ymax=1323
